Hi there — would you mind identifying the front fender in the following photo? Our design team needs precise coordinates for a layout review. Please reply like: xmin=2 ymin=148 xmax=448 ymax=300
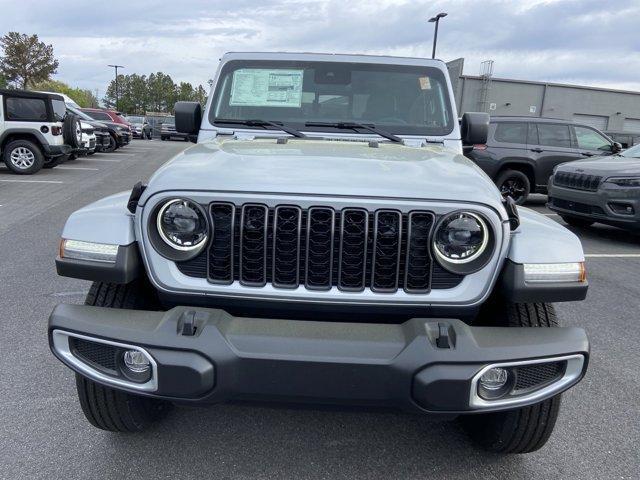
xmin=61 ymin=191 xmax=136 ymax=245
xmin=508 ymin=207 xmax=584 ymax=264
xmin=57 ymin=191 xmax=142 ymax=283
xmin=500 ymin=207 xmax=587 ymax=303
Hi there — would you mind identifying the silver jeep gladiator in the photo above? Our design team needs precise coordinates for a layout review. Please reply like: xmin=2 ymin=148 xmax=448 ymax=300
xmin=49 ymin=52 xmax=589 ymax=454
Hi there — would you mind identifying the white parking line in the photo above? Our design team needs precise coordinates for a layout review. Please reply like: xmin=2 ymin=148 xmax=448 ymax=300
xmin=585 ymin=254 xmax=640 ymax=258
xmin=82 ymin=158 xmax=122 ymax=162
xmin=0 ymin=179 xmax=64 ymax=184
xmin=56 ymin=166 xmax=99 ymax=171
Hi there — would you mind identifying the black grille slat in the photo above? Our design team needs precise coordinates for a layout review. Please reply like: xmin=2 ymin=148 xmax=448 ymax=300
xmin=207 ymin=203 xmax=235 ymax=284
xmin=371 ymin=210 xmax=402 ymax=292
xmin=554 ymin=172 xmax=602 ymax=192
xmin=514 ymin=361 xmax=565 ymax=391
xmin=338 ymin=209 xmax=368 ymax=291
xmin=405 ymin=211 xmax=435 ymax=293
xmin=273 ymin=206 xmax=302 ymax=288
xmin=305 ymin=207 xmax=335 ymax=290
xmin=240 ymin=204 xmax=268 ymax=286
xmin=177 ymin=204 xmax=467 ymax=292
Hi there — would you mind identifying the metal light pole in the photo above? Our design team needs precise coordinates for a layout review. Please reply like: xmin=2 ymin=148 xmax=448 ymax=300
xmin=428 ymin=12 xmax=448 ymax=59
xmin=108 ymin=64 xmax=125 ymax=110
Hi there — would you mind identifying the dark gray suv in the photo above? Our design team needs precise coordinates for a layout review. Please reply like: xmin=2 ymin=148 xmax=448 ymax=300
xmin=465 ymin=116 xmax=621 ymax=204
xmin=548 ymin=143 xmax=640 ymax=230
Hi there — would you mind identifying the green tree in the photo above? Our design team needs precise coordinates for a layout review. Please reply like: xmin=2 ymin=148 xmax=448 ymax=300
xmin=0 ymin=73 xmax=7 ymax=89
xmin=32 ymin=79 xmax=99 ymax=108
xmin=147 ymin=72 xmax=176 ymax=112
xmin=0 ymin=32 xmax=58 ymax=89
xmin=194 ymin=84 xmax=208 ymax=106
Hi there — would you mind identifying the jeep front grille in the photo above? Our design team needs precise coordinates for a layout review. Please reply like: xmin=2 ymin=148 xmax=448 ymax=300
xmin=177 ymin=203 xmax=465 ymax=293
xmin=553 ymin=171 xmax=602 ymax=191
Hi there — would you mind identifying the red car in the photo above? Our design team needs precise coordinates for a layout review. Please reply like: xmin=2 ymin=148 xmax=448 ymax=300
xmin=80 ymin=108 xmax=132 ymax=131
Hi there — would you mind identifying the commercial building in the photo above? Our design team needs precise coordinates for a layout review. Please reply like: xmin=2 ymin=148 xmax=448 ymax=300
xmin=447 ymin=58 xmax=640 ymax=146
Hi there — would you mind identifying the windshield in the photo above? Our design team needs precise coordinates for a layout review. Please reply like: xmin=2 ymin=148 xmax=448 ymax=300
xmin=128 ymin=116 xmax=144 ymax=124
xmin=162 ymin=117 xmax=175 ymax=125
xmin=620 ymin=144 xmax=640 ymax=158
xmin=210 ymin=60 xmax=454 ymax=136
xmin=67 ymin=104 xmax=95 ymax=121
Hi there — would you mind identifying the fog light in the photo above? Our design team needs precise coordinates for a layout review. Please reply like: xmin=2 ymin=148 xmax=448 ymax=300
xmin=480 ymin=367 xmax=508 ymax=390
xmin=123 ymin=350 xmax=150 ymax=373
xmin=478 ymin=367 xmax=513 ymax=400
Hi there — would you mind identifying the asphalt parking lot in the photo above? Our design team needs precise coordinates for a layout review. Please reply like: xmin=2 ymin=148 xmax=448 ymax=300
xmin=0 ymin=141 xmax=638 ymax=480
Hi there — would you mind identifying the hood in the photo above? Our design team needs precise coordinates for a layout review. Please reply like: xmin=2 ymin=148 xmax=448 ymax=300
xmin=142 ymin=138 xmax=503 ymax=208
xmin=557 ymin=154 xmax=640 ymax=177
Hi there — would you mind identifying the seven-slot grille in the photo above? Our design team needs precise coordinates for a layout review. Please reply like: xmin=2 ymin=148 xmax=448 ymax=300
xmin=177 ymin=203 xmax=465 ymax=293
xmin=553 ymin=171 xmax=602 ymax=191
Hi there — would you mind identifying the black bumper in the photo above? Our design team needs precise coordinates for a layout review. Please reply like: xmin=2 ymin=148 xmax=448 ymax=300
xmin=49 ymin=304 xmax=589 ymax=414
xmin=43 ymin=144 xmax=72 ymax=157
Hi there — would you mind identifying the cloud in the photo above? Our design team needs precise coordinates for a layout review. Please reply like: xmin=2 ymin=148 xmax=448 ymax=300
xmin=1 ymin=0 xmax=638 ymax=94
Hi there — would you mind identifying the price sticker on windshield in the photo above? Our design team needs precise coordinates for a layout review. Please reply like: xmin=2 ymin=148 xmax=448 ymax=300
xmin=419 ymin=76 xmax=431 ymax=90
xmin=230 ymin=69 xmax=304 ymax=108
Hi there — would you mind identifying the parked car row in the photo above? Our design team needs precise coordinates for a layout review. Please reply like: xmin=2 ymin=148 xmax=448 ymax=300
xmin=0 ymin=89 xmax=134 ymax=175
xmin=463 ymin=115 xmax=640 ymax=231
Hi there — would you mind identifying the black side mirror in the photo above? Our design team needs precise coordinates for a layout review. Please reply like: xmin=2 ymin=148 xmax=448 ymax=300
xmin=175 ymin=101 xmax=202 ymax=137
xmin=612 ymin=142 xmax=622 ymax=153
xmin=461 ymin=112 xmax=490 ymax=145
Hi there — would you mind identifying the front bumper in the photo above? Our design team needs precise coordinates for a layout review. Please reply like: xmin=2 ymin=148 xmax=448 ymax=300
xmin=548 ymin=179 xmax=640 ymax=229
xmin=49 ymin=304 xmax=589 ymax=414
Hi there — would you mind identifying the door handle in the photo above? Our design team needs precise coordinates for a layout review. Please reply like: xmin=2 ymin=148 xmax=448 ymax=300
xmin=530 ymin=148 xmax=543 ymax=153
xmin=581 ymin=152 xmax=594 ymax=157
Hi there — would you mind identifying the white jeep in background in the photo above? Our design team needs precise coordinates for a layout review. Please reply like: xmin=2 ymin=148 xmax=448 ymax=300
xmin=0 ymin=89 xmax=81 ymax=174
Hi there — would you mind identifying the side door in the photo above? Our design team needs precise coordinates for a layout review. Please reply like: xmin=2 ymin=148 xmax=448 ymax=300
xmin=572 ymin=124 xmax=616 ymax=157
xmin=0 ymin=95 xmax=5 ymax=145
xmin=528 ymin=122 xmax=583 ymax=187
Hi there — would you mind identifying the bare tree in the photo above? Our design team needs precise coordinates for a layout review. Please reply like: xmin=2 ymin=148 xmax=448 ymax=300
xmin=0 ymin=32 xmax=59 ymax=89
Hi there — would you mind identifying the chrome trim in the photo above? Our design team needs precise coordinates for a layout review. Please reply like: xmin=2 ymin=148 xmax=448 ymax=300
xmin=272 ymin=205 xmax=302 ymax=288
xmin=207 ymin=202 xmax=235 ymax=285
xmin=468 ymin=354 xmax=585 ymax=410
xmin=337 ymin=208 xmax=369 ymax=292
xmin=304 ymin=206 xmax=335 ymax=290
xmin=239 ymin=204 xmax=268 ymax=287
xmin=371 ymin=209 xmax=402 ymax=293
xmin=404 ymin=211 xmax=436 ymax=294
xmin=51 ymin=329 xmax=158 ymax=392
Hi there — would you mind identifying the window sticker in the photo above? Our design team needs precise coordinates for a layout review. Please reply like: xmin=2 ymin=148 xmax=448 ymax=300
xmin=230 ymin=69 xmax=304 ymax=108
xmin=419 ymin=76 xmax=431 ymax=90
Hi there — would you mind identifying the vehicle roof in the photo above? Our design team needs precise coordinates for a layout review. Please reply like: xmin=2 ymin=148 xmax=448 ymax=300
xmin=221 ymin=51 xmax=446 ymax=67
xmin=490 ymin=116 xmax=574 ymax=123
xmin=0 ymin=88 xmax=64 ymax=101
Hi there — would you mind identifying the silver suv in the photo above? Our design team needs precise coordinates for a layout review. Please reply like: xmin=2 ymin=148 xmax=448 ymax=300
xmin=49 ymin=53 xmax=590 ymax=454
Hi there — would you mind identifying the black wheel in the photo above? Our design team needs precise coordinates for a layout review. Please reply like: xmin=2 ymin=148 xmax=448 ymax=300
xmin=3 ymin=139 xmax=45 ymax=174
xmin=496 ymin=170 xmax=531 ymax=205
xmin=560 ymin=215 xmax=594 ymax=228
xmin=104 ymin=135 xmax=117 ymax=153
xmin=461 ymin=301 xmax=561 ymax=454
xmin=146 ymin=130 xmax=152 ymax=140
xmin=74 ymin=280 xmax=170 ymax=432
xmin=161 ymin=136 xmax=167 ymax=141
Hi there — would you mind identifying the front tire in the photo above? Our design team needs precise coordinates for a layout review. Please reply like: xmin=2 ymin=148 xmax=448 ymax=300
xmin=104 ymin=135 xmax=117 ymax=153
xmin=461 ymin=302 xmax=562 ymax=453
xmin=74 ymin=280 xmax=170 ymax=432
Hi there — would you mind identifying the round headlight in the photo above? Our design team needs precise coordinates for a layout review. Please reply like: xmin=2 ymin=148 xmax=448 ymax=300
xmin=156 ymin=199 xmax=208 ymax=251
xmin=433 ymin=212 xmax=492 ymax=273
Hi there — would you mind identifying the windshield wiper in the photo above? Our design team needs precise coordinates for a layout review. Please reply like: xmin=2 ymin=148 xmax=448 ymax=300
xmin=213 ymin=118 xmax=306 ymax=138
xmin=304 ymin=121 xmax=403 ymax=144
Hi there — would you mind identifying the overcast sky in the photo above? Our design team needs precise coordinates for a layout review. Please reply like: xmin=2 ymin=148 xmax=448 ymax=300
xmin=1 ymin=0 xmax=638 ymax=96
